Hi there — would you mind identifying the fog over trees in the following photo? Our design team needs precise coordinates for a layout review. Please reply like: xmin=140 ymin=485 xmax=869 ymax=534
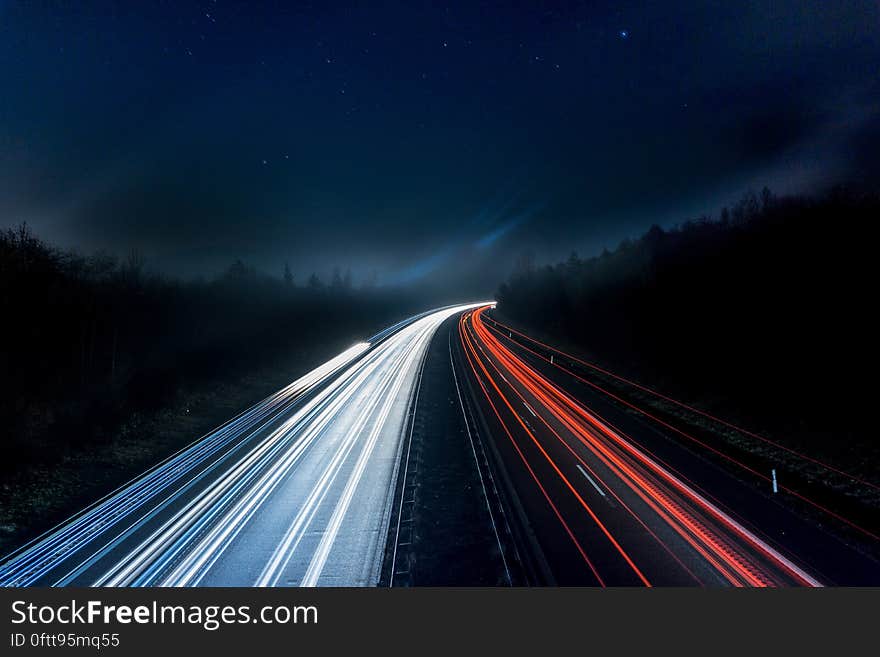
xmin=497 ymin=187 xmax=877 ymax=454
xmin=0 ymin=225 xmax=419 ymax=472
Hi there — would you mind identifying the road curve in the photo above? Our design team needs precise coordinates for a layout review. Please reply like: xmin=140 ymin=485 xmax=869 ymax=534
xmin=457 ymin=306 xmax=829 ymax=586
xmin=0 ymin=303 xmax=489 ymax=587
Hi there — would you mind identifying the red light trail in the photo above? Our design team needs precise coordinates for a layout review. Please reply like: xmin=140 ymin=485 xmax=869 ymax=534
xmin=459 ymin=306 xmax=823 ymax=586
xmin=487 ymin=316 xmax=879 ymax=494
xmin=479 ymin=316 xmax=878 ymax=543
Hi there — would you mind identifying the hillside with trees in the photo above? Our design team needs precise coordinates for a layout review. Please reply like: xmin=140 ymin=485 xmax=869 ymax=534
xmin=0 ymin=225 xmax=422 ymax=549
xmin=496 ymin=188 xmax=877 ymax=468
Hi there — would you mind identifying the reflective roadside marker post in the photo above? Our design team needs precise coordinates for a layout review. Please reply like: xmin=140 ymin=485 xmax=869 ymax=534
xmin=772 ymin=468 xmax=778 ymax=494
xmin=550 ymin=354 xmax=554 ymax=365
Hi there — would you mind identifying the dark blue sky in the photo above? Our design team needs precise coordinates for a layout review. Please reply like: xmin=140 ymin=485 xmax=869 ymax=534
xmin=1 ymin=1 xmax=878 ymax=289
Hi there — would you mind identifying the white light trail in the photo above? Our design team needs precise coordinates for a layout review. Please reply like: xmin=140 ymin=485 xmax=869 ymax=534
xmin=0 ymin=304 xmax=490 ymax=587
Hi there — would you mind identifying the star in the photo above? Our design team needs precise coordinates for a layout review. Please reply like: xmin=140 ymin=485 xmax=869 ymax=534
xmin=619 ymin=30 xmax=630 ymax=39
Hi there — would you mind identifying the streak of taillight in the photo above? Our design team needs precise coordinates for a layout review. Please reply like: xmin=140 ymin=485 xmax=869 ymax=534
xmin=472 ymin=330 xmax=709 ymax=583
xmin=481 ymin=314 xmax=877 ymax=544
xmin=470 ymin=308 xmax=820 ymax=587
xmin=470 ymin=315 xmax=759 ymax=585
xmin=462 ymin=313 xmax=652 ymax=587
xmin=457 ymin=312 xmax=606 ymax=586
xmin=487 ymin=316 xmax=879 ymax=494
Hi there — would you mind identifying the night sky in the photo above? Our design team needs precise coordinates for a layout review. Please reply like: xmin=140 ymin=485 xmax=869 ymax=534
xmin=1 ymin=1 xmax=878 ymax=292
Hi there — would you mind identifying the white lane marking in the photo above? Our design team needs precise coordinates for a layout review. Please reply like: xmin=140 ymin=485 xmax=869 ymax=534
xmin=522 ymin=402 xmax=537 ymax=417
xmin=576 ymin=464 xmax=606 ymax=497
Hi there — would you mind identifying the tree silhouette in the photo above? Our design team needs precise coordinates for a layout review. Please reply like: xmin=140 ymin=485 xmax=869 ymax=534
xmin=331 ymin=266 xmax=343 ymax=289
xmin=496 ymin=187 xmax=878 ymax=450
xmin=0 ymin=225 xmax=425 ymax=480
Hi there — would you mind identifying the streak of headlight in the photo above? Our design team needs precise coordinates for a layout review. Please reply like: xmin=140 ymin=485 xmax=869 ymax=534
xmin=1 ymin=304 xmax=493 ymax=588
xmin=0 ymin=342 xmax=369 ymax=586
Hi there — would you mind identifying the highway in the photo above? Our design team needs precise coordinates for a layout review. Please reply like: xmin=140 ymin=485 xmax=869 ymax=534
xmin=0 ymin=303 xmax=486 ymax=587
xmin=456 ymin=306 xmax=880 ymax=586
xmin=2 ymin=301 xmax=877 ymax=587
